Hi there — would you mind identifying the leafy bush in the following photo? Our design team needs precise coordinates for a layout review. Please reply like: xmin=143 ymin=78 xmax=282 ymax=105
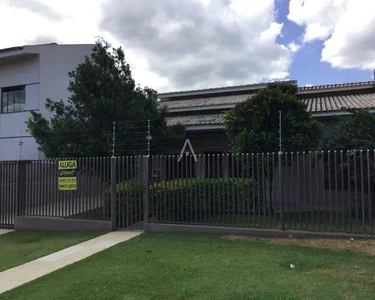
xmin=349 ymin=197 xmax=369 ymax=218
xmin=113 ymin=178 xmax=259 ymax=224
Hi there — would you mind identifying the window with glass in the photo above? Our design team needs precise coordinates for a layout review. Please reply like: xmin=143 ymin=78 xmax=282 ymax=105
xmin=1 ymin=86 xmax=26 ymax=113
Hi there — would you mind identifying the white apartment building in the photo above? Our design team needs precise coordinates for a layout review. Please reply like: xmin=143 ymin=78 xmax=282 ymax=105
xmin=0 ymin=43 xmax=94 ymax=160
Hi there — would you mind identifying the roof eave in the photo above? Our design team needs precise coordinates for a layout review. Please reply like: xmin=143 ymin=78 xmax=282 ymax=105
xmin=168 ymin=104 xmax=234 ymax=113
xmin=313 ymin=109 xmax=375 ymax=117
xmin=0 ymin=51 xmax=38 ymax=61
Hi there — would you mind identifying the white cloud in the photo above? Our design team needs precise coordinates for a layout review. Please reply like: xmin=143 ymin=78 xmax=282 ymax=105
xmin=288 ymin=0 xmax=348 ymax=42
xmin=0 ymin=0 xmax=102 ymax=47
xmin=101 ymin=0 xmax=293 ymax=91
xmin=287 ymin=42 xmax=301 ymax=53
xmin=288 ymin=0 xmax=375 ymax=70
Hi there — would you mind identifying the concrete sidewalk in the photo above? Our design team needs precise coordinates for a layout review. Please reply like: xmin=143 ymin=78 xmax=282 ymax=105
xmin=0 ymin=231 xmax=143 ymax=294
xmin=0 ymin=229 xmax=13 ymax=236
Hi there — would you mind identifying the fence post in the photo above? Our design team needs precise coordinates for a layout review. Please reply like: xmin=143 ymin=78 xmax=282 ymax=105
xmin=111 ymin=156 xmax=117 ymax=230
xmin=142 ymin=156 xmax=150 ymax=228
xmin=279 ymin=151 xmax=284 ymax=230
xmin=17 ymin=161 xmax=27 ymax=217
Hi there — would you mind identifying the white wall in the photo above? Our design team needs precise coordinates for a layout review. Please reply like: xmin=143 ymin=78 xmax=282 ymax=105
xmin=37 ymin=44 xmax=93 ymax=118
xmin=25 ymin=84 xmax=40 ymax=111
xmin=0 ymin=136 xmax=39 ymax=160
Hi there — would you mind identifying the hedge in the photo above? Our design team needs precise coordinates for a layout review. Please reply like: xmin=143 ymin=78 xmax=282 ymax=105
xmin=112 ymin=178 xmax=259 ymax=224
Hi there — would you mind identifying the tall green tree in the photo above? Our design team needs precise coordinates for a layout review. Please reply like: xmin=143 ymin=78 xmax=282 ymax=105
xmin=27 ymin=42 xmax=184 ymax=157
xmin=225 ymin=82 xmax=322 ymax=153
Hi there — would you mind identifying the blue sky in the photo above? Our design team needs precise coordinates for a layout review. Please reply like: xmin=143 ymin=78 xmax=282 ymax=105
xmin=275 ymin=0 xmax=373 ymax=86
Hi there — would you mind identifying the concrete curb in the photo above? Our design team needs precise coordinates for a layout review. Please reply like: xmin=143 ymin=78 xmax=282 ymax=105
xmin=146 ymin=223 xmax=373 ymax=239
xmin=15 ymin=216 xmax=113 ymax=232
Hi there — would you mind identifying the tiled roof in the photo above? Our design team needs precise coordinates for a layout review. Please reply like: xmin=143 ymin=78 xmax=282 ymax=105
xmin=163 ymin=80 xmax=375 ymax=127
xmin=163 ymin=91 xmax=375 ymax=115
xmin=167 ymin=113 xmax=225 ymax=126
xmin=166 ymin=92 xmax=375 ymax=127
xmin=302 ymin=92 xmax=375 ymax=112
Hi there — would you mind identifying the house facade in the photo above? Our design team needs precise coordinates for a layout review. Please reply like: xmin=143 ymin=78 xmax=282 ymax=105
xmin=160 ymin=80 xmax=375 ymax=154
xmin=0 ymin=43 xmax=93 ymax=160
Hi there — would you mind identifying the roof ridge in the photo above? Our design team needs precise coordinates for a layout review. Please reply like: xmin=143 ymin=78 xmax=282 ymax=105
xmin=159 ymin=80 xmax=297 ymax=96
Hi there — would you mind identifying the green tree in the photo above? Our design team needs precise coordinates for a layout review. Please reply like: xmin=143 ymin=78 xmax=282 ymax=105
xmin=27 ymin=42 xmax=184 ymax=157
xmin=225 ymin=82 xmax=322 ymax=153
xmin=320 ymin=109 xmax=375 ymax=218
xmin=321 ymin=108 xmax=375 ymax=150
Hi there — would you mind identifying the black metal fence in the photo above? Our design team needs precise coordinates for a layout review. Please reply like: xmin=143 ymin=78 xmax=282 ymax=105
xmin=147 ymin=151 xmax=375 ymax=235
xmin=25 ymin=158 xmax=112 ymax=220
xmin=0 ymin=158 xmax=113 ymax=229
xmin=1 ymin=150 xmax=374 ymax=235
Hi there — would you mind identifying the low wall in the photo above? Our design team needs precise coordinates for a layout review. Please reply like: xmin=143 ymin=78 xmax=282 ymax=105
xmin=146 ymin=223 xmax=371 ymax=239
xmin=15 ymin=216 xmax=113 ymax=232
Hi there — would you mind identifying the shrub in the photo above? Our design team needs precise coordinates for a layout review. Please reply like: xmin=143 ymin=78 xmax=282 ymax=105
xmin=117 ymin=179 xmax=144 ymax=224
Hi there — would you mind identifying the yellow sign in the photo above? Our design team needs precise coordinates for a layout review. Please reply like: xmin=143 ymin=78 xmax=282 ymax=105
xmin=58 ymin=160 xmax=77 ymax=170
xmin=58 ymin=160 xmax=77 ymax=190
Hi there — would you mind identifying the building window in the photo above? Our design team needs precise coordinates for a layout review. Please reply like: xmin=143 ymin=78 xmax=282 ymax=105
xmin=1 ymin=86 xmax=26 ymax=113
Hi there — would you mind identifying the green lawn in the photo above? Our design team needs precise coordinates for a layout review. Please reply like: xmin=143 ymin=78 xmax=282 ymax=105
xmin=2 ymin=233 xmax=375 ymax=300
xmin=0 ymin=231 xmax=103 ymax=272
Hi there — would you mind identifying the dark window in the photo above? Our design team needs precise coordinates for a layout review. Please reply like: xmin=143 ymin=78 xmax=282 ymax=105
xmin=1 ymin=86 xmax=25 ymax=113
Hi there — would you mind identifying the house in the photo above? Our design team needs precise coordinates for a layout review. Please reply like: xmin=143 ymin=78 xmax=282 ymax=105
xmin=160 ymin=80 xmax=375 ymax=154
xmin=0 ymin=43 xmax=94 ymax=160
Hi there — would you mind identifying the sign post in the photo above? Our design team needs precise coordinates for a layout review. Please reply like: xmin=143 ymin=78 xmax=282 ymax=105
xmin=58 ymin=160 xmax=77 ymax=191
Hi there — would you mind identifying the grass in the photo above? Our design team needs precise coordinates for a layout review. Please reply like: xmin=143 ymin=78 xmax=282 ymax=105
xmin=2 ymin=233 xmax=375 ymax=299
xmin=0 ymin=231 xmax=103 ymax=272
